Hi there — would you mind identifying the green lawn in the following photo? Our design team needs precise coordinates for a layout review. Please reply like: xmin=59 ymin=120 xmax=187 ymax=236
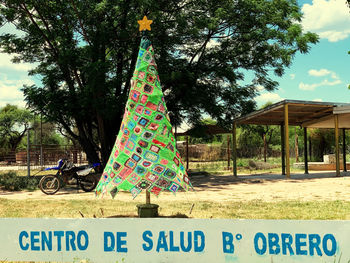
xmin=1 ymin=199 xmax=350 ymax=220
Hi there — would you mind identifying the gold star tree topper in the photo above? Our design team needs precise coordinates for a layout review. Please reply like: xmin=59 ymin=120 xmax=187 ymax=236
xmin=138 ymin=16 xmax=153 ymax=31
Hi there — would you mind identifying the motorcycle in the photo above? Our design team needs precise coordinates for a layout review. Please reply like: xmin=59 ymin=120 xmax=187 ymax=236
xmin=39 ymin=159 xmax=101 ymax=195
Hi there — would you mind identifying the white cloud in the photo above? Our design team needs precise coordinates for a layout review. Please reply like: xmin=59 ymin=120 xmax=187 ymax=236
xmin=308 ymin=69 xmax=331 ymax=77
xmin=255 ymin=85 xmax=265 ymax=92
xmin=301 ymin=0 xmax=350 ymax=42
xmin=299 ymin=79 xmax=342 ymax=91
xmin=312 ymin=98 xmax=323 ymax=102
xmin=290 ymin=74 xmax=296 ymax=80
xmin=255 ymin=92 xmax=283 ymax=105
xmin=0 ymin=52 xmax=35 ymax=72
xmin=0 ymin=74 xmax=33 ymax=108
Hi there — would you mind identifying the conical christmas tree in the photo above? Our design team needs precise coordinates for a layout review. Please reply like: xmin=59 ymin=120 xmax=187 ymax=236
xmin=95 ymin=18 xmax=193 ymax=199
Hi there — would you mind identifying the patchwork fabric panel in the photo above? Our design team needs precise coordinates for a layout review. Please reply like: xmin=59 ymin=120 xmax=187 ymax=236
xmin=96 ymin=36 xmax=193 ymax=198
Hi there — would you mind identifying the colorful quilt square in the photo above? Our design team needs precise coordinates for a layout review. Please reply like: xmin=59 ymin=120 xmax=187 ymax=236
xmin=144 ymin=84 xmax=154 ymax=94
xmin=136 ymin=80 xmax=143 ymax=89
xmin=142 ymin=160 xmax=152 ymax=167
xmin=142 ymin=131 xmax=154 ymax=140
xmin=176 ymin=151 xmax=180 ymax=158
xmin=173 ymin=157 xmax=180 ymax=166
xmin=183 ymin=175 xmax=190 ymax=185
xmin=144 ymin=108 xmax=152 ymax=115
xmin=144 ymin=151 xmax=159 ymax=162
xmin=137 ymin=180 xmax=151 ymax=189
xmin=111 ymin=176 xmax=123 ymax=186
xmin=168 ymin=182 xmax=180 ymax=193
xmin=134 ymin=126 xmax=142 ymax=134
xmin=101 ymin=172 xmax=109 ymax=182
xmin=150 ymin=145 xmax=160 ymax=153
xmin=130 ymin=187 xmax=142 ymax=199
xmin=146 ymin=101 xmax=157 ymax=110
xmin=146 ymin=73 xmax=155 ymax=84
xmin=130 ymin=90 xmax=140 ymax=102
xmin=123 ymin=128 xmax=129 ymax=136
xmin=128 ymin=173 xmax=142 ymax=184
xmin=112 ymin=162 xmax=121 ymax=171
xmin=138 ymin=71 xmax=145 ymax=80
xmin=125 ymin=158 xmax=137 ymax=169
xmin=131 ymin=153 xmax=141 ymax=162
xmin=130 ymin=134 xmax=138 ymax=141
xmin=155 ymin=178 xmax=171 ymax=189
xmin=136 ymin=147 xmax=143 ymax=155
xmin=149 ymin=185 xmax=162 ymax=196
xmin=133 ymin=114 xmax=139 ymax=121
xmin=167 ymin=142 xmax=174 ymax=152
xmin=144 ymin=52 xmax=152 ymax=62
xmin=160 ymin=159 xmax=169 ymax=165
xmin=145 ymin=172 xmax=159 ymax=183
xmin=138 ymin=117 xmax=149 ymax=127
xmin=135 ymin=165 xmax=147 ymax=176
xmin=119 ymin=167 xmax=132 ymax=179
xmin=141 ymin=94 xmax=148 ymax=104
xmin=149 ymin=123 xmax=159 ymax=131
xmin=153 ymin=165 xmax=165 ymax=175
xmin=158 ymin=103 xmax=165 ymax=113
xmin=113 ymin=149 xmax=119 ymax=158
xmin=127 ymin=121 xmax=136 ymax=130
xmin=164 ymin=168 xmax=177 ymax=180
xmin=147 ymin=64 xmax=157 ymax=75
xmin=125 ymin=140 xmax=136 ymax=151
xmin=136 ymin=105 xmax=144 ymax=114
xmin=155 ymin=114 xmax=163 ymax=121
xmin=138 ymin=140 xmax=149 ymax=148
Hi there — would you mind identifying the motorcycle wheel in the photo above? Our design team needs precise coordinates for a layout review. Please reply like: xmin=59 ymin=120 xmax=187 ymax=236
xmin=80 ymin=175 xmax=97 ymax=192
xmin=39 ymin=175 xmax=60 ymax=195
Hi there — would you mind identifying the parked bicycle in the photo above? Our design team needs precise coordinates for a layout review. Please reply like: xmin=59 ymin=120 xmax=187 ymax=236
xmin=39 ymin=159 xmax=101 ymax=195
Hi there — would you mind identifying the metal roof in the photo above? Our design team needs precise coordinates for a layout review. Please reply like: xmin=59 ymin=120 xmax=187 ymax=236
xmin=234 ymin=100 xmax=350 ymax=128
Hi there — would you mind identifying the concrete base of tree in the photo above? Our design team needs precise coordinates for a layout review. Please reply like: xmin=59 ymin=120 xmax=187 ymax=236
xmin=137 ymin=204 xmax=159 ymax=218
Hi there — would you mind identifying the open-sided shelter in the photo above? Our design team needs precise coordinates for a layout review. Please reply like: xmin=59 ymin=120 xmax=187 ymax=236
xmin=232 ymin=100 xmax=350 ymax=177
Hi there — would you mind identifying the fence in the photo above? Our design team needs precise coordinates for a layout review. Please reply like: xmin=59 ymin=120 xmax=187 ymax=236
xmin=0 ymin=145 xmax=87 ymax=170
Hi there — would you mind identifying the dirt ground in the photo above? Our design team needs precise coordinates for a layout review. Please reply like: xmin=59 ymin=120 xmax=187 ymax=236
xmin=1 ymin=170 xmax=350 ymax=202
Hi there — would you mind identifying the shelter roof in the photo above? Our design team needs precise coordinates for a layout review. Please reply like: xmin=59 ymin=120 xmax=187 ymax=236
xmin=234 ymin=100 xmax=350 ymax=128
xmin=175 ymin=124 xmax=230 ymax=136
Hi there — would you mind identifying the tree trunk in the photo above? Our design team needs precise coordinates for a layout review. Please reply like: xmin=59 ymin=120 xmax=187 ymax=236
xmin=295 ymin=127 xmax=299 ymax=162
xmin=263 ymin=134 xmax=267 ymax=162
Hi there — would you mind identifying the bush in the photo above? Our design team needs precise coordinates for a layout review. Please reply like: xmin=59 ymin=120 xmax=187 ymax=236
xmin=0 ymin=172 xmax=40 ymax=191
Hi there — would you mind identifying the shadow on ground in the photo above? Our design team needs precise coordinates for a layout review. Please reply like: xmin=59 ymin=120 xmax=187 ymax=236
xmin=188 ymin=170 xmax=350 ymax=191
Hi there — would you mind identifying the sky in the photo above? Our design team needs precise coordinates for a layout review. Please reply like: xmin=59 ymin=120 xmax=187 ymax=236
xmin=0 ymin=0 xmax=349 ymax=109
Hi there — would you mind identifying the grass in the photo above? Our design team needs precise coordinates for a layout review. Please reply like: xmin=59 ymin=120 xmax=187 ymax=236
xmin=1 ymin=198 xmax=350 ymax=220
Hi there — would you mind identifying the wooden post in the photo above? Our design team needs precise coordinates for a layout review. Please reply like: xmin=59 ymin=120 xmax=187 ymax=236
xmin=281 ymin=124 xmax=285 ymax=175
xmin=233 ymin=122 xmax=237 ymax=177
xmin=304 ymin=127 xmax=309 ymax=174
xmin=309 ymin=137 xmax=312 ymax=161
xmin=284 ymin=104 xmax=290 ymax=178
xmin=27 ymin=129 xmax=31 ymax=177
xmin=335 ymin=115 xmax=340 ymax=177
xmin=186 ymin=135 xmax=189 ymax=170
xmin=295 ymin=127 xmax=299 ymax=162
xmin=227 ymin=134 xmax=231 ymax=169
xmin=146 ymin=191 xmax=151 ymax=204
xmin=343 ymin=128 xmax=347 ymax=172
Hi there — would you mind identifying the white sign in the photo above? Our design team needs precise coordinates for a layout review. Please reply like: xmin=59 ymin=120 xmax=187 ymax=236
xmin=0 ymin=218 xmax=347 ymax=262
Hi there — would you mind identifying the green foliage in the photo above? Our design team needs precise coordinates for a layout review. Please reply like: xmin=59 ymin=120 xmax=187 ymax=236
xmin=0 ymin=104 xmax=33 ymax=151
xmin=0 ymin=0 xmax=318 ymax=163
xmin=0 ymin=172 xmax=39 ymax=191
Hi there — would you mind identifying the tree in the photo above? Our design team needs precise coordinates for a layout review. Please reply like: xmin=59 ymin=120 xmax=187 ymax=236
xmin=0 ymin=0 xmax=318 ymax=164
xmin=240 ymin=102 xmax=279 ymax=162
xmin=0 ymin=104 xmax=32 ymax=152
